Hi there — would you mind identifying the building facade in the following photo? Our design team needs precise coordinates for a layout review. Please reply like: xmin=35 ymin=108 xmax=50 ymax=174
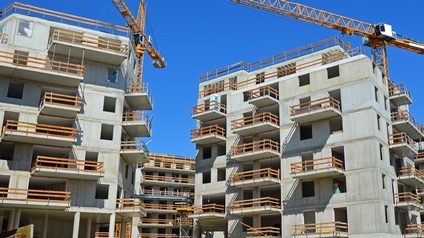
xmin=191 ymin=36 xmax=424 ymax=237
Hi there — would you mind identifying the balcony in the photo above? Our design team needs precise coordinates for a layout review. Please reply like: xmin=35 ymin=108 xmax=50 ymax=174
xmin=230 ymin=197 xmax=281 ymax=215
xmin=415 ymin=152 xmax=424 ymax=164
xmin=230 ymin=139 xmax=280 ymax=162
xmin=392 ymin=111 xmax=424 ymax=140
xmin=31 ymin=156 xmax=104 ymax=180
xmin=0 ymin=188 xmax=70 ymax=209
xmin=403 ymin=224 xmax=424 ymax=237
xmin=393 ymin=192 xmax=423 ymax=211
xmin=122 ymin=111 xmax=152 ymax=137
xmin=291 ymin=222 xmax=348 ymax=237
xmin=231 ymin=112 xmax=279 ymax=136
xmin=38 ymin=92 xmax=83 ymax=118
xmin=116 ymin=198 xmax=146 ymax=217
xmin=398 ymin=166 xmax=424 ymax=188
xmin=125 ymin=83 xmax=153 ymax=110
xmin=1 ymin=120 xmax=78 ymax=147
xmin=142 ymin=154 xmax=195 ymax=173
xmin=120 ymin=140 xmax=149 ymax=164
xmin=137 ymin=189 xmax=193 ymax=200
xmin=246 ymin=86 xmax=279 ymax=107
xmin=389 ymin=84 xmax=412 ymax=106
xmin=139 ymin=234 xmax=178 ymax=238
xmin=290 ymin=96 xmax=341 ymax=124
xmin=191 ymin=102 xmax=226 ymax=121
xmin=189 ymin=204 xmax=225 ymax=219
xmin=141 ymin=175 xmax=195 ymax=186
xmin=139 ymin=218 xmax=192 ymax=228
xmin=246 ymin=226 xmax=281 ymax=238
xmin=143 ymin=203 xmax=180 ymax=214
xmin=0 ymin=50 xmax=84 ymax=87
xmin=190 ymin=124 xmax=226 ymax=145
xmin=48 ymin=29 xmax=128 ymax=65
xmin=230 ymin=168 xmax=280 ymax=188
xmin=388 ymin=133 xmax=418 ymax=157
xmin=290 ymin=157 xmax=345 ymax=180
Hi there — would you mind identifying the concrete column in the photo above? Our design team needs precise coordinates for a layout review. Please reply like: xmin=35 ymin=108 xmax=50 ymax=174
xmin=7 ymin=209 xmax=15 ymax=231
xmin=41 ymin=214 xmax=49 ymax=238
xmin=72 ymin=211 xmax=81 ymax=238
xmin=0 ymin=214 xmax=4 ymax=231
xmin=120 ymin=220 xmax=126 ymax=238
xmin=13 ymin=209 xmax=21 ymax=229
xmin=85 ymin=218 xmax=92 ymax=238
xmin=108 ymin=213 xmax=116 ymax=238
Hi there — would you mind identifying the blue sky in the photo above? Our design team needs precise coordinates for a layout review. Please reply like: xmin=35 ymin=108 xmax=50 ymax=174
xmin=2 ymin=0 xmax=423 ymax=156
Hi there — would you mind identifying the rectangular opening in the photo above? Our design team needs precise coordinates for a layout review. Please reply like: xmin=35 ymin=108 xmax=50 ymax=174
xmin=299 ymin=74 xmax=310 ymax=87
xmin=384 ymin=205 xmax=389 ymax=223
xmin=95 ymin=184 xmax=109 ymax=199
xmin=334 ymin=207 xmax=348 ymax=230
xmin=382 ymin=174 xmax=386 ymax=190
xmin=384 ymin=96 xmax=388 ymax=110
xmin=100 ymin=124 xmax=114 ymax=140
xmin=255 ymin=72 xmax=265 ymax=85
xmin=203 ymin=146 xmax=212 ymax=159
xmin=0 ymin=175 xmax=10 ymax=188
xmin=300 ymin=125 xmax=312 ymax=140
xmin=329 ymin=117 xmax=343 ymax=134
xmin=379 ymin=143 xmax=384 ymax=161
xmin=0 ymin=142 xmax=14 ymax=161
xmin=2 ymin=111 xmax=19 ymax=128
xmin=229 ymin=76 xmax=238 ymax=90
xmin=17 ymin=20 xmax=33 ymax=37
xmin=327 ymin=65 xmax=339 ymax=79
xmin=374 ymin=86 xmax=379 ymax=102
xmin=202 ymin=170 xmax=211 ymax=184
xmin=217 ymin=144 xmax=226 ymax=156
xmin=328 ymin=89 xmax=341 ymax=110
xmin=277 ymin=63 xmax=296 ymax=78
xmin=125 ymin=163 xmax=129 ymax=179
xmin=331 ymin=146 xmax=345 ymax=169
xmin=303 ymin=210 xmax=316 ymax=233
xmin=333 ymin=176 xmax=346 ymax=193
xmin=377 ymin=114 xmax=381 ymax=131
xmin=7 ymin=82 xmax=24 ymax=99
xmin=217 ymin=168 xmax=226 ymax=182
xmin=302 ymin=181 xmax=314 ymax=197
xmin=301 ymin=152 xmax=313 ymax=171
xmin=85 ymin=151 xmax=99 ymax=170
xmin=103 ymin=96 xmax=116 ymax=113
xmin=13 ymin=50 xmax=29 ymax=66
xmin=106 ymin=68 xmax=119 ymax=83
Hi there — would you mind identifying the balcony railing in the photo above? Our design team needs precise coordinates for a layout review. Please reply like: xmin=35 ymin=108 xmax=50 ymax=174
xmin=393 ymin=192 xmax=422 ymax=210
xmin=192 ymin=203 xmax=225 ymax=215
xmin=403 ymin=223 xmax=424 ymax=236
xmin=247 ymin=86 xmax=279 ymax=101
xmin=199 ymin=82 xmax=234 ymax=98
xmin=142 ymin=175 xmax=194 ymax=185
xmin=139 ymin=234 xmax=178 ymax=238
xmin=231 ymin=112 xmax=279 ymax=132
xmin=2 ymin=120 xmax=78 ymax=141
xmin=290 ymin=96 xmax=341 ymax=118
xmin=32 ymin=155 xmax=103 ymax=174
xmin=39 ymin=92 xmax=83 ymax=112
xmin=230 ymin=139 xmax=280 ymax=159
xmin=290 ymin=157 xmax=345 ymax=176
xmin=140 ymin=189 xmax=194 ymax=198
xmin=389 ymin=84 xmax=411 ymax=99
xmin=192 ymin=102 xmax=227 ymax=116
xmin=392 ymin=111 xmax=424 ymax=139
xmin=230 ymin=168 xmax=280 ymax=186
xmin=388 ymin=133 xmax=417 ymax=156
xmin=231 ymin=197 xmax=280 ymax=213
xmin=143 ymin=203 xmax=182 ymax=211
xmin=123 ymin=111 xmax=149 ymax=123
xmin=121 ymin=140 xmax=148 ymax=152
xmin=416 ymin=152 xmax=424 ymax=163
xmin=292 ymin=222 xmax=348 ymax=236
xmin=190 ymin=124 xmax=226 ymax=144
xmin=116 ymin=198 xmax=144 ymax=212
xmin=246 ymin=226 xmax=281 ymax=237
xmin=143 ymin=158 xmax=195 ymax=172
xmin=140 ymin=218 xmax=192 ymax=226
xmin=0 ymin=187 xmax=70 ymax=205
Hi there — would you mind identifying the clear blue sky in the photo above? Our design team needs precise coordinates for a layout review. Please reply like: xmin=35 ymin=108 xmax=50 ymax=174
xmin=2 ymin=1 xmax=423 ymax=156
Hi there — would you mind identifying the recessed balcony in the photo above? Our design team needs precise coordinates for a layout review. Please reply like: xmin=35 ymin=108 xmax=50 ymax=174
xmin=143 ymin=203 xmax=179 ymax=214
xmin=247 ymin=227 xmax=281 ymax=238
xmin=230 ymin=197 xmax=281 ymax=215
xmin=31 ymin=156 xmax=104 ymax=180
xmin=230 ymin=139 xmax=280 ymax=162
xmin=232 ymin=112 xmax=279 ymax=136
xmin=139 ymin=218 xmax=192 ymax=228
xmin=290 ymin=96 xmax=341 ymax=124
xmin=116 ymin=198 xmax=146 ymax=217
xmin=246 ymin=86 xmax=279 ymax=107
xmin=38 ymin=92 xmax=83 ymax=118
xmin=48 ymin=29 xmax=128 ymax=65
xmin=230 ymin=168 xmax=280 ymax=188
xmin=403 ymin=224 xmax=424 ymax=238
xmin=120 ymin=140 xmax=149 ymax=164
xmin=389 ymin=84 xmax=412 ymax=106
xmin=122 ymin=111 xmax=152 ymax=137
xmin=393 ymin=192 xmax=423 ymax=211
xmin=398 ymin=166 xmax=424 ymax=188
xmin=190 ymin=124 xmax=226 ymax=145
xmin=415 ymin=152 xmax=424 ymax=164
xmin=1 ymin=120 xmax=78 ymax=147
xmin=141 ymin=175 xmax=195 ymax=186
xmin=388 ymin=133 xmax=418 ymax=157
xmin=392 ymin=111 xmax=424 ymax=140
xmin=125 ymin=83 xmax=153 ymax=111
xmin=0 ymin=50 xmax=84 ymax=87
xmin=189 ymin=203 xmax=225 ymax=219
xmin=291 ymin=222 xmax=348 ymax=238
xmin=290 ymin=157 xmax=345 ymax=180
xmin=0 ymin=187 xmax=70 ymax=209
xmin=142 ymin=154 xmax=195 ymax=173
xmin=137 ymin=189 xmax=193 ymax=200
xmin=191 ymin=102 xmax=226 ymax=121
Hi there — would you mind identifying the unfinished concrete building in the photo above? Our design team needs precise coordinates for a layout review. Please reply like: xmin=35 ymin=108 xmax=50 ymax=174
xmin=0 ymin=2 xmax=152 ymax=238
xmin=137 ymin=153 xmax=195 ymax=237
xmin=190 ymin=36 xmax=424 ymax=237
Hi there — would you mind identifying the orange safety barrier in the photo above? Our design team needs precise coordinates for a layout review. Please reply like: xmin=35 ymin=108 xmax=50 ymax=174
xmin=39 ymin=92 xmax=83 ymax=110
xmin=0 ymin=187 xmax=70 ymax=204
xmin=246 ymin=85 xmax=279 ymax=101
xmin=142 ymin=175 xmax=195 ymax=184
xmin=32 ymin=155 xmax=103 ymax=173
xmin=231 ymin=139 xmax=280 ymax=156
xmin=290 ymin=157 xmax=344 ymax=174
xmin=388 ymin=133 xmax=416 ymax=148
xmin=231 ymin=168 xmax=280 ymax=183
xmin=292 ymin=222 xmax=348 ymax=236
xmin=231 ymin=197 xmax=280 ymax=210
xmin=190 ymin=124 xmax=226 ymax=140
xmin=2 ymin=120 xmax=78 ymax=139
xmin=231 ymin=112 xmax=279 ymax=130
xmin=192 ymin=203 xmax=225 ymax=214
xmin=290 ymin=96 xmax=341 ymax=117
xmin=192 ymin=101 xmax=227 ymax=116
xmin=389 ymin=84 xmax=411 ymax=98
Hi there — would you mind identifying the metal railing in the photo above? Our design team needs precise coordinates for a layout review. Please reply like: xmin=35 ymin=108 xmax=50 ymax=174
xmin=39 ymin=92 xmax=83 ymax=111
xmin=140 ymin=189 xmax=194 ymax=198
xmin=143 ymin=203 xmax=183 ymax=211
xmin=392 ymin=111 xmax=424 ymax=135
xmin=389 ymin=84 xmax=411 ymax=99
xmin=403 ymin=224 xmax=424 ymax=236
xmin=116 ymin=198 xmax=144 ymax=212
xmin=190 ymin=124 xmax=226 ymax=140
xmin=199 ymin=82 xmax=235 ymax=98
xmin=120 ymin=140 xmax=149 ymax=153
xmin=191 ymin=101 xmax=227 ymax=116
xmin=246 ymin=226 xmax=281 ymax=237
xmin=246 ymin=85 xmax=279 ymax=101
xmin=122 ymin=111 xmax=150 ymax=128
xmin=140 ymin=218 xmax=192 ymax=226
xmin=0 ymin=187 xmax=70 ymax=205
xmin=231 ymin=112 xmax=279 ymax=130
xmin=32 ymin=155 xmax=103 ymax=174
xmin=142 ymin=175 xmax=195 ymax=184
xmin=398 ymin=166 xmax=424 ymax=180
xmin=231 ymin=168 xmax=280 ymax=184
xmin=388 ymin=133 xmax=417 ymax=148
xmin=2 ymin=120 xmax=78 ymax=139
xmin=192 ymin=203 xmax=225 ymax=215
xmin=292 ymin=222 xmax=348 ymax=236
xmin=416 ymin=152 xmax=424 ymax=163
xmin=231 ymin=197 xmax=280 ymax=212
xmin=290 ymin=157 xmax=345 ymax=175
xmin=230 ymin=139 xmax=280 ymax=156
xmin=393 ymin=192 xmax=421 ymax=205
xmin=290 ymin=96 xmax=341 ymax=117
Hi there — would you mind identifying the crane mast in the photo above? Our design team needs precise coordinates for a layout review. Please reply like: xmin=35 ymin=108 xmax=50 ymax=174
xmin=231 ymin=0 xmax=424 ymax=78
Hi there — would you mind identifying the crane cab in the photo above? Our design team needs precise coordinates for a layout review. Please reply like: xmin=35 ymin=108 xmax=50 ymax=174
xmin=374 ymin=23 xmax=396 ymax=41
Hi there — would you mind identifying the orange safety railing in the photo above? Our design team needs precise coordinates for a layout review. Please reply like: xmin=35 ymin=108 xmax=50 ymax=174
xmin=389 ymin=84 xmax=411 ymax=99
xmin=231 ymin=197 xmax=280 ymax=211
xmin=231 ymin=112 xmax=279 ymax=130
xmin=142 ymin=154 xmax=195 ymax=171
xmin=127 ymin=82 xmax=151 ymax=94
xmin=0 ymin=32 xmax=8 ymax=44
xmin=0 ymin=50 xmax=85 ymax=77
xmin=230 ymin=139 xmax=280 ymax=156
xmin=121 ymin=140 xmax=149 ymax=152
xmin=403 ymin=223 xmax=424 ymax=235
xmin=231 ymin=168 xmax=280 ymax=184
xmin=398 ymin=166 xmax=424 ymax=180
xmin=143 ymin=203 xmax=183 ymax=211
xmin=392 ymin=111 xmax=424 ymax=135
xmin=290 ymin=157 xmax=345 ymax=175
xmin=94 ymin=232 xmax=119 ymax=238
xmin=199 ymin=82 xmax=235 ymax=98
xmin=32 ymin=155 xmax=103 ymax=173
xmin=192 ymin=102 xmax=227 ymax=116
xmin=393 ymin=192 xmax=421 ymax=205
xmin=140 ymin=189 xmax=194 ymax=198
xmin=246 ymin=85 xmax=279 ymax=101
xmin=139 ymin=234 xmax=179 ymax=238
xmin=49 ymin=29 xmax=128 ymax=54
xmin=116 ymin=198 xmax=144 ymax=211
xmin=142 ymin=175 xmax=195 ymax=184
xmin=192 ymin=203 xmax=225 ymax=214
xmin=39 ymin=92 xmax=83 ymax=111
xmin=2 ymin=120 xmax=78 ymax=139
xmin=388 ymin=133 xmax=417 ymax=148
xmin=290 ymin=96 xmax=341 ymax=117
xmin=140 ymin=218 xmax=192 ymax=226
xmin=0 ymin=187 xmax=70 ymax=204
xmin=246 ymin=226 xmax=281 ymax=237
xmin=123 ymin=111 xmax=150 ymax=126
xmin=190 ymin=124 xmax=226 ymax=140
xmin=416 ymin=152 xmax=424 ymax=163
xmin=292 ymin=222 xmax=348 ymax=236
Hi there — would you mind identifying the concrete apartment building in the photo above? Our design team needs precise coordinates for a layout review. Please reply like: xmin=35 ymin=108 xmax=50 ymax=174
xmin=137 ymin=153 xmax=195 ymax=237
xmin=190 ymin=36 xmax=424 ymax=237
xmin=0 ymin=3 xmax=152 ymax=238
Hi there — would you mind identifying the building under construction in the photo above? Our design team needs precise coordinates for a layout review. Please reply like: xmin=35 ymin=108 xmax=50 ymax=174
xmin=190 ymin=36 xmax=424 ymax=237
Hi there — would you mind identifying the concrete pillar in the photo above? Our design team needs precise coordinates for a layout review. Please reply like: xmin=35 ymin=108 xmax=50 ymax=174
xmin=41 ymin=214 xmax=49 ymax=238
xmin=0 ymin=214 xmax=4 ymax=231
xmin=72 ymin=211 xmax=80 ymax=238
xmin=120 ymin=220 xmax=126 ymax=238
xmin=7 ymin=209 xmax=15 ymax=231
xmin=13 ymin=209 xmax=21 ymax=229
xmin=108 ymin=213 xmax=116 ymax=238
xmin=85 ymin=218 xmax=92 ymax=238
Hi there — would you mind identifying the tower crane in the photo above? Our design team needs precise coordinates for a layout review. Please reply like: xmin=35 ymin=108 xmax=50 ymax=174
xmin=112 ymin=0 xmax=166 ymax=84
xmin=231 ymin=0 xmax=424 ymax=78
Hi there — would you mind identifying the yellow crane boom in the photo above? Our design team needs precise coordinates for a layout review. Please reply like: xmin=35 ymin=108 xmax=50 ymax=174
xmin=232 ymin=0 xmax=424 ymax=77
